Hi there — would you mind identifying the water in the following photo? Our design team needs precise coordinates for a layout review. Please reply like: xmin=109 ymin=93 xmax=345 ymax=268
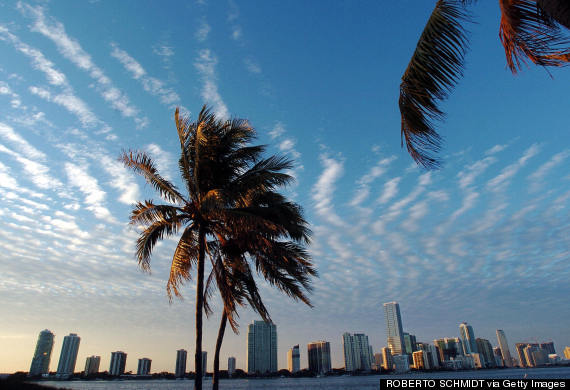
xmin=39 ymin=367 xmax=570 ymax=390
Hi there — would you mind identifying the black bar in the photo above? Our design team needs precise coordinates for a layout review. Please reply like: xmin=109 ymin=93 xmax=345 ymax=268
xmin=380 ymin=378 xmax=570 ymax=390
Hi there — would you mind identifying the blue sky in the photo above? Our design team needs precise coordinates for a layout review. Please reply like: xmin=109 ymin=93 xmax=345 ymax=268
xmin=0 ymin=0 xmax=569 ymax=373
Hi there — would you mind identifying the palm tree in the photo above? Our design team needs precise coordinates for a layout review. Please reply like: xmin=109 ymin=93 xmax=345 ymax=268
xmin=399 ymin=0 xmax=570 ymax=169
xmin=120 ymin=106 xmax=300 ymax=390
xmin=201 ymin=192 xmax=316 ymax=390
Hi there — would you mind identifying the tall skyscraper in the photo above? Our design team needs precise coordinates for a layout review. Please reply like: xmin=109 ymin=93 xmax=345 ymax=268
xmin=342 ymin=333 xmax=373 ymax=371
xmin=475 ymin=338 xmax=496 ymax=368
xmin=84 ymin=356 xmax=100 ymax=376
xmin=175 ymin=349 xmax=187 ymax=378
xmin=246 ymin=320 xmax=277 ymax=373
xmin=228 ymin=357 xmax=236 ymax=377
xmin=459 ymin=322 xmax=478 ymax=354
xmin=137 ymin=358 xmax=151 ymax=375
xmin=202 ymin=351 xmax=207 ymax=375
xmin=56 ymin=333 xmax=80 ymax=378
xmin=307 ymin=341 xmax=331 ymax=374
xmin=29 ymin=329 xmax=54 ymax=376
xmin=110 ymin=351 xmax=127 ymax=376
xmin=287 ymin=345 xmax=300 ymax=373
xmin=383 ymin=302 xmax=405 ymax=356
xmin=496 ymin=330 xmax=513 ymax=367
xmin=515 ymin=343 xmax=529 ymax=367
xmin=381 ymin=347 xmax=393 ymax=370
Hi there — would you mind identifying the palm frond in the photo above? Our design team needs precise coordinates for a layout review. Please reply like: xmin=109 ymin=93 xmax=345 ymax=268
xmin=137 ymin=219 xmax=182 ymax=272
xmin=537 ymin=0 xmax=570 ymax=30
xmin=120 ymin=150 xmax=185 ymax=204
xmin=166 ymin=226 xmax=199 ymax=300
xmin=130 ymin=200 xmax=183 ymax=226
xmin=399 ymin=0 xmax=471 ymax=169
xmin=500 ymin=0 xmax=570 ymax=73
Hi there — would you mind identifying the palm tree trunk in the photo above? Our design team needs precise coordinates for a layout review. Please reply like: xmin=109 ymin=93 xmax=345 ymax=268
xmin=195 ymin=226 xmax=206 ymax=390
xmin=212 ymin=311 xmax=228 ymax=390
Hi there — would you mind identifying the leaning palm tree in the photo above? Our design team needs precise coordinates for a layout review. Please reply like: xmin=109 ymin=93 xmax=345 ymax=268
xmin=400 ymin=0 xmax=570 ymax=168
xmin=120 ymin=106 xmax=299 ymax=390
xmin=203 ymin=193 xmax=316 ymax=390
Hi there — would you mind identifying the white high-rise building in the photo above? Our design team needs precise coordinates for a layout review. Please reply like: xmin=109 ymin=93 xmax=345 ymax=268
xmin=383 ymin=302 xmax=405 ymax=356
xmin=137 ymin=358 xmax=151 ymax=375
xmin=246 ymin=321 xmax=277 ymax=373
xmin=496 ymin=330 xmax=513 ymax=367
xmin=56 ymin=333 xmax=80 ymax=378
xmin=84 ymin=356 xmax=100 ymax=376
xmin=287 ymin=345 xmax=300 ymax=373
xmin=29 ymin=330 xmax=55 ymax=376
xmin=227 ymin=357 xmax=236 ymax=377
xmin=109 ymin=351 xmax=127 ymax=376
xmin=459 ymin=322 xmax=478 ymax=354
xmin=175 ymin=349 xmax=187 ymax=377
xmin=343 ymin=332 xmax=373 ymax=371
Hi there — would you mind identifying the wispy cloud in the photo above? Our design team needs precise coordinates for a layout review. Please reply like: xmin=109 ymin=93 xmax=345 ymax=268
xmin=29 ymin=86 xmax=97 ymax=126
xmin=194 ymin=49 xmax=229 ymax=119
xmin=528 ymin=149 xmax=570 ymax=192
xmin=243 ymin=58 xmax=261 ymax=74
xmin=0 ymin=122 xmax=46 ymax=160
xmin=18 ymin=3 xmax=147 ymax=128
xmin=350 ymin=156 xmax=395 ymax=207
xmin=195 ymin=20 xmax=211 ymax=42
xmin=0 ymin=142 xmax=61 ymax=190
xmin=486 ymin=143 xmax=540 ymax=192
xmin=312 ymin=154 xmax=344 ymax=227
xmin=110 ymin=43 xmax=180 ymax=106
xmin=64 ymin=162 xmax=115 ymax=222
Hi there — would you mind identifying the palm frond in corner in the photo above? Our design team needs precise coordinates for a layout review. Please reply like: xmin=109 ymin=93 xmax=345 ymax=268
xmin=399 ymin=0 xmax=471 ymax=169
xmin=499 ymin=0 xmax=570 ymax=73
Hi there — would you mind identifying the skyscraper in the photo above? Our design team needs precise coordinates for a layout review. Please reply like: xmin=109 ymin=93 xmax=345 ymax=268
xmin=287 ymin=345 xmax=300 ymax=373
xmin=84 ymin=356 xmax=100 ymax=376
xmin=381 ymin=347 xmax=393 ymax=370
xmin=202 ymin=351 xmax=207 ymax=375
xmin=246 ymin=320 xmax=277 ymax=373
xmin=137 ymin=358 xmax=151 ymax=375
xmin=515 ymin=343 xmax=529 ymax=367
xmin=109 ymin=351 xmax=127 ymax=376
xmin=307 ymin=341 xmax=331 ymax=374
xmin=496 ymin=330 xmax=513 ymax=367
xmin=56 ymin=333 xmax=80 ymax=378
xmin=175 ymin=349 xmax=187 ymax=377
xmin=342 ymin=333 xmax=373 ymax=371
xmin=459 ymin=322 xmax=478 ymax=354
xmin=228 ymin=357 xmax=236 ymax=377
xmin=475 ymin=338 xmax=496 ymax=368
xmin=29 ymin=329 xmax=54 ymax=376
xmin=383 ymin=302 xmax=405 ymax=356
xmin=540 ymin=342 xmax=555 ymax=355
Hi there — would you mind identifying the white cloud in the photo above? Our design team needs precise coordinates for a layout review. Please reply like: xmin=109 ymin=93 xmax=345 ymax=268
xmin=0 ymin=122 xmax=46 ymax=160
xmin=19 ymin=3 xmax=145 ymax=127
xmin=110 ymin=43 xmax=180 ymax=106
xmin=269 ymin=122 xmax=285 ymax=139
xmin=528 ymin=149 xmax=570 ymax=192
xmin=312 ymin=154 xmax=344 ymax=227
xmin=195 ymin=20 xmax=211 ymax=42
xmin=64 ymin=162 xmax=115 ymax=221
xmin=29 ymin=86 xmax=97 ymax=126
xmin=194 ymin=49 xmax=229 ymax=119
xmin=0 ymin=143 xmax=61 ymax=190
xmin=350 ymin=156 xmax=395 ymax=206
xmin=377 ymin=177 xmax=400 ymax=204
xmin=244 ymin=58 xmax=261 ymax=74
xmin=487 ymin=144 xmax=540 ymax=192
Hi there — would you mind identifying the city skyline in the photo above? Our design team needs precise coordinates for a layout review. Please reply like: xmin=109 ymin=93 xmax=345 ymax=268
xmin=1 ymin=1 xmax=569 ymax=374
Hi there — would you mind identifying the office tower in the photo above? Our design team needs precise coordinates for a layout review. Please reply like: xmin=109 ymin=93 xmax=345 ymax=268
xmin=515 ymin=343 xmax=529 ymax=367
xmin=459 ymin=322 xmax=478 ymax=354
xmin=228 ymin=357 xmax=236 ymax=377
xmin=445 ymin=337 xmax=463 ymax=356
xmin=564 ymin=347 xmax=570 ymax=360
xmin=342 ymin=333 xmax=372 ymax=371
xmin=403 ymin=333 xmax=417 ymax=355
xmin=137 ymin=358 xmax=151 ymax=375
xmin=416 ymin=343 xmax=439 ymax=369
xmin=307 ymin=341 xmax=331 ymax=374
xmin=524 ymin=345 xmax=539 ymax=367
xmin=369 ymin=346 xmax=375 ymax=368
xmin=412 ymin=351 xmax=425 ymax=369
xmin=175 ymin=349 xmax=187 ymax=377
xmin=56 ymin=333 xmax=80 ymax=378
xmin=392 ymin=354 xmax=410 ymax=373
xmin=110 ymin=351 xmax=127 ymax=376
xmin=493 ymin=347 xmax=504 ymax=367
xmin=29 ymin=329 xmax=55 ymax=376
xmin=381 ymin=347 xmax=393 ymax=370
xmin=246 ymin=320 xmax=277 ymax=373
xmin=475 ymin=338 xmax=496 ymax=368
xmin=84 ymin=356 xmax=100 ymax=376
xmin=496 ymin=330 xmax=513 ymax=367
xmin=373 ymin=353 xmax=383 ymax=370
xmin=383 ymin=302 xmax=405 ymax=356
xmin=287 ymin=345 xmax=300 ymax=373
xmin=202 ymin=351 xmax=207 ymax=374
xmin=540 ymin=342 xmax=555 ymax=355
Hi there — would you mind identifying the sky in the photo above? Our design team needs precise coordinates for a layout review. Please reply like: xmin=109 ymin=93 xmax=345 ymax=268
xmin=0 ymin=0 xmax=569 ymax=374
